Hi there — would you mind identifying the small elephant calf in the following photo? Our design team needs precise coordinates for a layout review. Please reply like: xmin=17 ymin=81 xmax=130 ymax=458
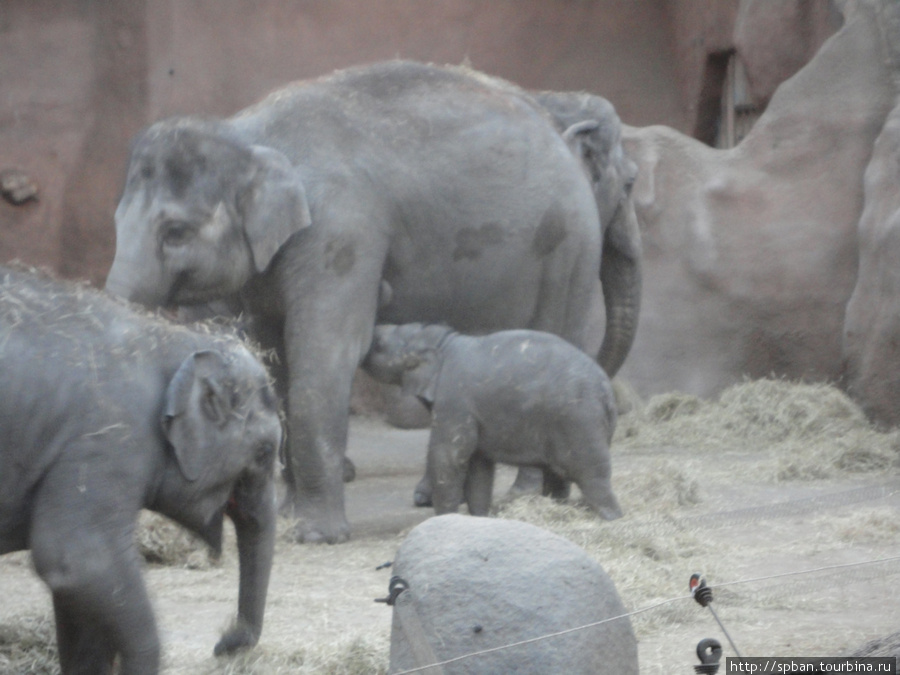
xmin=0 ymin=266 xmax=283 ymax=675
xmin=364 ymin=323 xmax=623 ymax=520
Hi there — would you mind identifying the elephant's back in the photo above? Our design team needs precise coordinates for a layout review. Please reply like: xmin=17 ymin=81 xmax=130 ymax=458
xmin=452 ymin=330 xmax=614 ymax=409
xmin=0 ymin=266 xmax=246 ymax=435
xmin=230 ymin=61 xmax=564 ymax=167
xmin=231 ymin=62 xmax=601 ymax=338
xmin=235 ymin=60 xmax=541 ymax=124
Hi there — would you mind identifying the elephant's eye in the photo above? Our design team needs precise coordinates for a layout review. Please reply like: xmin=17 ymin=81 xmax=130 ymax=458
xmin=161 ymin=221 xmax=196 ymax=247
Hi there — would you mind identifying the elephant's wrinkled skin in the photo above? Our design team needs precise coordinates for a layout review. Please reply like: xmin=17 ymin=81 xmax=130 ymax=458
xmin=364 ymin=324 xmax=623 ymax=520
xmin=537 ymin=90 xmax=641 ymax=373
xmin=0 ymin=266 xmax=282 ymax=675
xmin=105 ymin=61 xmax=641 ymax=543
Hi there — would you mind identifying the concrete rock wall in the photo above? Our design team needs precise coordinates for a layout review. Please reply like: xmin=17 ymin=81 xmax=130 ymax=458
xmin=841 ymin=1 xmax=900 ymax=426
xmin=619 ymin=0 xmax=899 ymax=419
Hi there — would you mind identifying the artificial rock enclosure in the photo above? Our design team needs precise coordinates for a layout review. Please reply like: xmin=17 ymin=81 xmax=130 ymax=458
xmin=3 ymin=1 xmax=900 ymax=673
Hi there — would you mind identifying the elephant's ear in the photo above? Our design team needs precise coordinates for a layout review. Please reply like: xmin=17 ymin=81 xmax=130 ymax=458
xmin=563 ymin=120 xmax=600 ymax=149
xmin=242 ymin=145 xmax=312 ymax=273
xmin=562 ymin=120 xmax=605 ymax=183
xmin=400 ymin=351 xmax=441 ymax=407
xmin=162 ymin=350 xmax=234 ymax=482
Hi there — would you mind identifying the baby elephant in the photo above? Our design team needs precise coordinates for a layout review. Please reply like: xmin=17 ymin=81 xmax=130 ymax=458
xmin=0 ymin=266 xmax=283 ymax=675
xmin=364 ymin=324 xmax=623 ymax=520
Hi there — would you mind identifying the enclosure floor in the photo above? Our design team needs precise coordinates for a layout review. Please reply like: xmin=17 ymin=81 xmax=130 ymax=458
xmin=2 ymin=414 xmax=898 ymax=674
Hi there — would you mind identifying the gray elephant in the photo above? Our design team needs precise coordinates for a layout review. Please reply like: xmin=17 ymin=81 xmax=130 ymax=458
xmin=0 ymin=266 xmax=282 ymax=675
xmin=105 ymin=60 xmax=641 ymax=543
xmin=382 ymin=87 xmax=642 ymax=460
xmin=363 ymin=323 xmax=623 ymax=519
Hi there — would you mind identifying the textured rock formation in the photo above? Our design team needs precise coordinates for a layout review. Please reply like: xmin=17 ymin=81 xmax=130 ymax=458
xmin=842 ymin=3 xmax=900 ymax=426
xmin=388 ymin=514 xmax=638 ymax=674
xmin=619 ymin=0 xmax=899 ymax=411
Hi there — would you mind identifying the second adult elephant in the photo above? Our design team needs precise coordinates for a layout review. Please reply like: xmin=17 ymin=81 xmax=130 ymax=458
xmin=105 ymin=61 xmax=642 ymax=543
xmin=384 ymin=87 xmax=642 ymax=438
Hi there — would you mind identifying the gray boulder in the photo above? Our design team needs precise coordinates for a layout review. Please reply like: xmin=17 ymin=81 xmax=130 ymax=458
xmin=388 ymin=514 xmax=638 ymax=674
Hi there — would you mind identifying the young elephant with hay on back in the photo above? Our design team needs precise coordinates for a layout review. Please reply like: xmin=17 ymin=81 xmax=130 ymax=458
xmin=0 ymin=266 xmax=283 ymax=675
xmin=363 ymin=323 xmax=623 ymax=519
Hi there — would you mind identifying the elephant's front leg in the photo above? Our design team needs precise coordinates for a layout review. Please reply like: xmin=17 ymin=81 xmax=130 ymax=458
xmin=53 ymin=597 xmax=117 ymax=675
xmin=280 ymin=242 xmax=386 ymax=543
xmin=284 ymin=354 xmax=356 ymax=543
xmin=428 ymin=413 xmax=479 ymax=515
xmin=507 ymin=466 xmax=545 ymax=497
xmin=413 ymin=449 xmax=434 ymax=507
xmin=31 ymin=505 xmax=160 ymax=674
xmin=53 ymin=595 xmax=116 ymax=675
xmin=542 ymin=470 xmax=572 ymax=501
xmin=463 ymin=451 xmax=496 ymax=516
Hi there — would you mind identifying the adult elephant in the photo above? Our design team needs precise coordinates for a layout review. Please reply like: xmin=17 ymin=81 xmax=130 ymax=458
xmin=106 ymin=61 xmax=642 ymax=543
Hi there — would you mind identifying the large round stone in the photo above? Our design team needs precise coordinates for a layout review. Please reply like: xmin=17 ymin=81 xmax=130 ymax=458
xmin=388 ymin=514 xmax=638 ymax=674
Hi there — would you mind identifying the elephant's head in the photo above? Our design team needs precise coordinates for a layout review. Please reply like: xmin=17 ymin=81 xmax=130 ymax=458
xmin=106 ymin=117 xmax=311 ymax=308
xmin=155 ymin=344 xmax=283 ymax=655
xmin=363 ymin=323 xmax=454 ymax=406
xmin=536 ymin=91 xmax=642 ymax=378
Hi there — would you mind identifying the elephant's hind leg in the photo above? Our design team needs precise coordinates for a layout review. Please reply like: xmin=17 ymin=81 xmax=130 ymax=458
xmin=53 ymin=596 xmax=116 ymax=675
xmin=576 ymin=469 xmax=624 ymax=521
xmin=30 ymin=478 xmax=161 ymax=674
xmin=506 ymin=465 xmax=545 ymax=498
xmin=464 ymin=452 xmax=496 ymax=516
xmin=541 ymin=470 xmax=572 ymax=501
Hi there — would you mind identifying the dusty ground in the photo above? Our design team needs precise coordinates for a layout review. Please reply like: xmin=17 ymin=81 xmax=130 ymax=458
xmin=2 ymin=381 xmax=900 ymax=674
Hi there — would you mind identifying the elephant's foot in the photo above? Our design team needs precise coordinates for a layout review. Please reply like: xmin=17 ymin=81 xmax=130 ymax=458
xmin=505 ymin=466 xmax=544 ymax=499
xmin=286 ymin=498 xmax=351 ymax=544
xmin=596 ymin=504 xmax=624 ymax=521
xmin=214 ymin=619 xmax=258 ymax=656
xmin=413 ymin=487 xmax=433 ymax=508
xmin=279 ymin=465 xmax=352 ymax=541
xmin=290 ymin=516 xmax=350 ymax=544
xmin=342 ymin=456 xmax=356 ymax=483
xmin=413 ymin=476 xmax=433 ymax=507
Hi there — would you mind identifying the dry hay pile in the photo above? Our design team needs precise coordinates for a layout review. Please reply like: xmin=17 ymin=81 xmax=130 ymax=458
xmin=0 ymin=621 xmax=387 ymax=675
xmin=0 ymin=616 xmax=57 ymax=675
xmin=615 ymin=377 xmax=900 ymax=480
xmin=188 ymin=638 xmax=388 ymax=675
xmin=135 ymin=511 xmax=218 ymax=569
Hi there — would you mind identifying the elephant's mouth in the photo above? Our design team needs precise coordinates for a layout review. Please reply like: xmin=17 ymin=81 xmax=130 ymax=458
xmin=194 ymin=506 xmax=226 ymax=557
xmin=165 ymin=270 xmax=196 ymax=307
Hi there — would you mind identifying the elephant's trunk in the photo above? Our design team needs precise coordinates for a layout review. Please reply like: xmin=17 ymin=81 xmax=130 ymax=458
xmin=597 ymin=201 xmax=642 ymax=378
xmin=105 ymin=198 xmax=172 ymax=307
xmin=214 ymin=478 xmax=276 ymax=656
